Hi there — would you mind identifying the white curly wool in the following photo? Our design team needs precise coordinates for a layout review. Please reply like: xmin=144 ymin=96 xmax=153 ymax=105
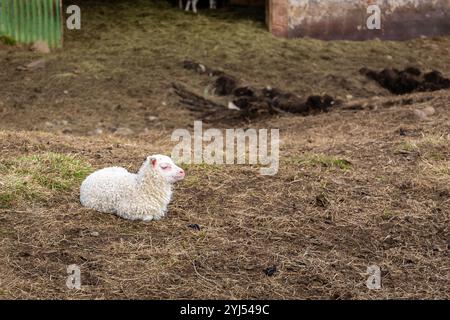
xmin=80 ymin=155 xmax=185 ymax=221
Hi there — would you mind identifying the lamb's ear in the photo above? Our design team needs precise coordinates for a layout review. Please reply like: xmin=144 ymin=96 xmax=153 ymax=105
xmin=150 ymin=157 xmax=157 ymax=167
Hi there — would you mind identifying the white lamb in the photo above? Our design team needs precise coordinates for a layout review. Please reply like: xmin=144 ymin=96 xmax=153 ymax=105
xmin=80 ymin=155 xmax=185 ymax=221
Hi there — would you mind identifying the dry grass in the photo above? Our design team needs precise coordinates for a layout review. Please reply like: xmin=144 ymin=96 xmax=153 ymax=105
xmin=0 ymin=0 xmax=449 ymax=300
xmin=0 ymin=90 xmax=449 ymax=299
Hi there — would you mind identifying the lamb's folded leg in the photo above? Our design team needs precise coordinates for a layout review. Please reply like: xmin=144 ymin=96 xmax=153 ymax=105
xmin=142 ymin=215 xmax=154 ymax=222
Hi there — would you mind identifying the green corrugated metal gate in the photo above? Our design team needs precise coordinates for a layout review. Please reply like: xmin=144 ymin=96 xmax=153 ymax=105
xmin=0 ymin=0 xmax=63 ymax=47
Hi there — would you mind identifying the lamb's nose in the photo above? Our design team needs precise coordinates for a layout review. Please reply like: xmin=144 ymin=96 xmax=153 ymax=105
xmin=178 ymin=169 xmax=185 ymax=177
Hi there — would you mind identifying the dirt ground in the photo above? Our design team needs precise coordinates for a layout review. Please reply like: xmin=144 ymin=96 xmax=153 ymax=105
xmin=0 ymin=0 xmax=449 ymax=299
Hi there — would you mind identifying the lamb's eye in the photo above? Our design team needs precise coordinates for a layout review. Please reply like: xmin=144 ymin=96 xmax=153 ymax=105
xmin=160 ymin=164 xmax=170 ymax=170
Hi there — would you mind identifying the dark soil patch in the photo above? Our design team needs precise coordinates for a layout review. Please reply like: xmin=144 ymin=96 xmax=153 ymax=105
xmin=214 ymin=75 xmax=238 ymax=96
xmin=177 ymin=61 xmax=341 ymax=121
xmin=360 ymin=67 xmax=450 ymax=95
xmin=264 ymin=265 xmax=277 ymax=277
xmin=187 ymin=223 xmax=201 ymax=231
xmin=262 ymin=87 xmax=337 ymax=115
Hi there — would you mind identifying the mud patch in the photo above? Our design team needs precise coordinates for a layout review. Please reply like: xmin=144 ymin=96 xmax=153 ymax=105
xmin=262 ymin=88 xmax=337 ymax=115
xmin=360 ymin=67 xmax=450 ymax=95
xmin=214 ymin=75 xmax=238 ymax=96
xmin=176 ymin=61 xmax=340 ymax=121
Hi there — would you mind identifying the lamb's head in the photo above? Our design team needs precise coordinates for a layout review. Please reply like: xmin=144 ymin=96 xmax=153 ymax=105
xmin=140 ymin=154 xmax=185 ymax=184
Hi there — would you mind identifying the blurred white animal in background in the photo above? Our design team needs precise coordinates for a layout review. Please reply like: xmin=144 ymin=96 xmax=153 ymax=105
xmin=179 ymin=0 xmax=217 ymax=13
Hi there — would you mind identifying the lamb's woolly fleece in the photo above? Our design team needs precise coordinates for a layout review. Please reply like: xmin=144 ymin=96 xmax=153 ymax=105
xmin=80 ymin=155 xmax=184 ymax=221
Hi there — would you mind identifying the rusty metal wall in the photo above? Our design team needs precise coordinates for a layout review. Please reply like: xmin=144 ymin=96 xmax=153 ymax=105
xmin=287 ymin=0 xmax=450 ymax=40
